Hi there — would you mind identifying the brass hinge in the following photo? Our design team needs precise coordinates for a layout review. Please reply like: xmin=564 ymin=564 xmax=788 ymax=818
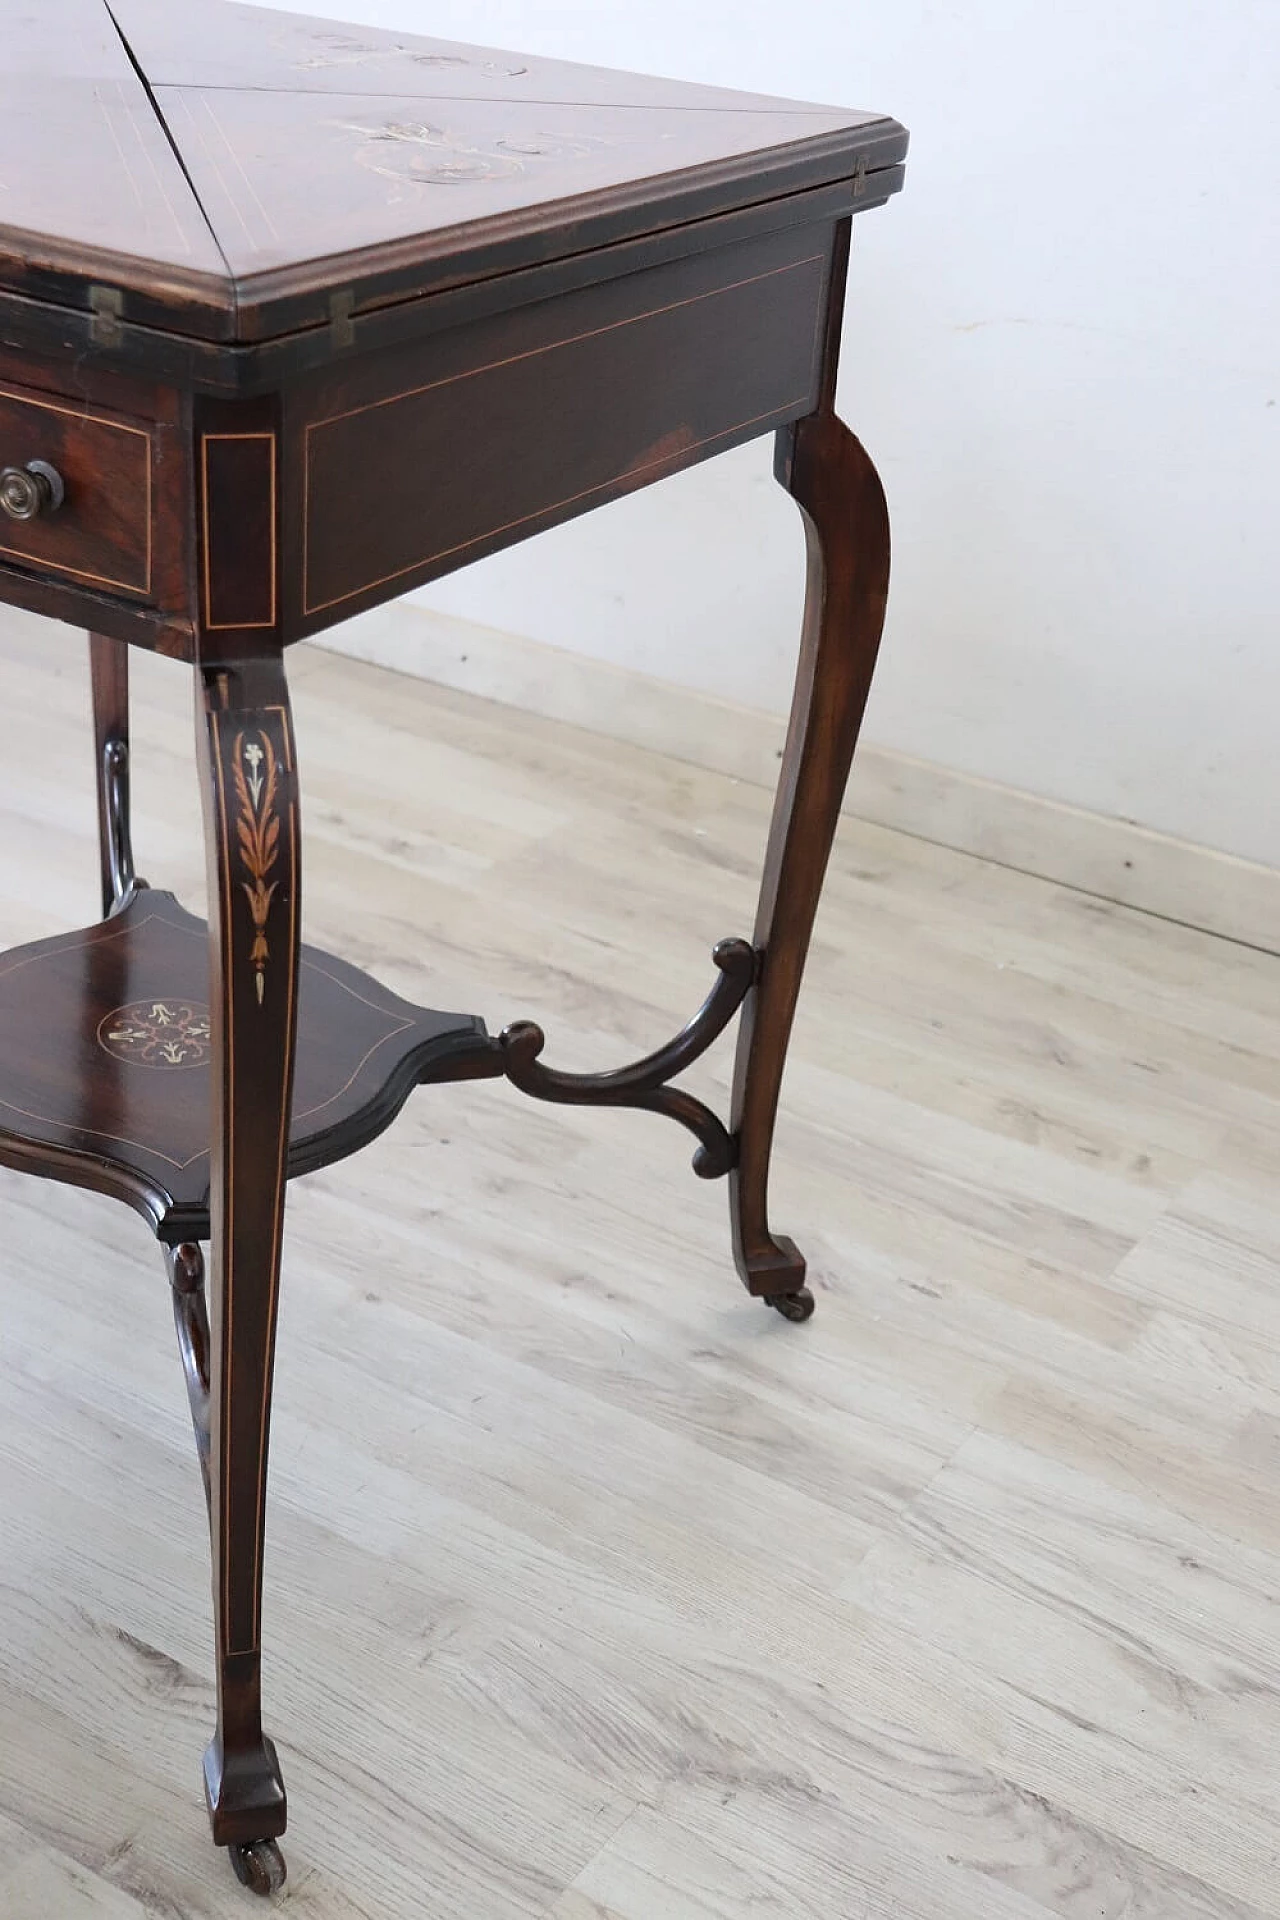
xmin=329 ymin=289 xmax=356 ymax=349
xmin=89 ymin=285 xmax=125 ymax=348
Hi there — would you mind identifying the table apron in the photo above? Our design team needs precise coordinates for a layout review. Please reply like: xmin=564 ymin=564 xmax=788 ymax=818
xmin=286 ymin=219 xmax=836 ymax=635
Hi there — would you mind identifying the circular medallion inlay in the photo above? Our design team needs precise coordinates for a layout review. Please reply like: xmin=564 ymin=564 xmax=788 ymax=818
xmin=98 ymin=1000 xmax=212 ymax=1070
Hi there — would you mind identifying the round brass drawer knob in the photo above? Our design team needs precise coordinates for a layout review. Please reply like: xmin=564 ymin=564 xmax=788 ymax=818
xmin=0 ymin=460 xmax=65 ymax=521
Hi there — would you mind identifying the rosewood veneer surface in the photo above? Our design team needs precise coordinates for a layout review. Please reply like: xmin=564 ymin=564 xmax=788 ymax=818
xmin=0 ymin=0 xmax=907 ymax=1896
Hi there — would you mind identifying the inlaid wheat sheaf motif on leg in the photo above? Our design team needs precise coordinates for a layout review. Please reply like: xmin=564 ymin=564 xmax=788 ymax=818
xmin=233 ymin=731 xmax=282 ymax=1005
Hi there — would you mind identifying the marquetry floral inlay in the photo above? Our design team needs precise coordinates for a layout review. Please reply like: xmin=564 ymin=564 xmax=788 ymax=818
xmin=341 ymin=118 xmax=607 ymax=188
xmin=99 ymin=1001 xmax=212 ymax=1069
xmin=233 ymin=731 xmax=283 ymax=1005
xmin=294 ymin=30 xmax=527 ymax=77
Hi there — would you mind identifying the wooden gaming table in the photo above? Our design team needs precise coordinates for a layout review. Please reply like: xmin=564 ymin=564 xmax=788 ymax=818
xmin=0 ymin=0 xmax=907 ymax=1894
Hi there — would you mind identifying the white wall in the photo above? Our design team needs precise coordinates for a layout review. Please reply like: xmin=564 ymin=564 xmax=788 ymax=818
xmin=260 ymin=0 xmax=1280 ymax=868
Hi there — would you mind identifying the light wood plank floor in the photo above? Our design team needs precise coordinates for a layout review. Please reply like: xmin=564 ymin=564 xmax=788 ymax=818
xmin=1 ymin=606 xmax=1279 ymax=1918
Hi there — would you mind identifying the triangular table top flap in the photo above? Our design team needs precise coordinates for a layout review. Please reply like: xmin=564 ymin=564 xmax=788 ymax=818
xmin=107 ymin=0 xmax=854 ymax=117
xmin=154 ymin=85 xmax=886 ymax=292
xmin=10 ymin=0 xmax=130 ymax=76
xmin=0 ymin=0 xmax=906 ymax=352
xmin=0 ymin=0 xmax=230 ymax=331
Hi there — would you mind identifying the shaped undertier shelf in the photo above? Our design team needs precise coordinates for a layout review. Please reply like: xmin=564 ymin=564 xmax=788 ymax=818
xmin=0 ymin=890 xmax=501 ymax=1242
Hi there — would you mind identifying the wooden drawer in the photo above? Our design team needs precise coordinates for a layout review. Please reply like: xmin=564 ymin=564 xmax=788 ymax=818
xmin=0 ymin=383 xmax=160 ymax=600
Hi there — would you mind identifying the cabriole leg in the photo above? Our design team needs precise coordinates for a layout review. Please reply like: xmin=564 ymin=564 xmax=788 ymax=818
xmin=196 ymin=651 xmax=300 ymax=1888
xmin=728 ymin=410 xmax=891 ymax=1321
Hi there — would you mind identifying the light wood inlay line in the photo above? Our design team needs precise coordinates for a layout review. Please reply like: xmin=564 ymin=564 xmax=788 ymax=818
xmin=200 ymin=432 xmax=279 ymax=632
xmin=254 ymin=705 xmax=298 ymax=1656
xmin=99 ymin=78 xmax=194 ymax=257
xmin=171 ymin=92 xmax=261 ymax=256
xmin=209 ymin=698 xmax=298 ymax=1656
xmin=302 ymin=253 xmax=825 ymax=615
xmin=0 ymin=908 xmax=204 ymax=1167
xmin=201 ymin=95 xmax=282 ymax=247
xmin=304 ymin=397 xmax=812 ymax=616
xmin=291 ymin=1016 xmax=414 ymax=1125
xmin=0 ymin=387 xmax=153 ymax=595
xmin=209 ymin=702 xmax=238 ymax=1645
xmin=306 ymin=253 xmax=824 ymax=436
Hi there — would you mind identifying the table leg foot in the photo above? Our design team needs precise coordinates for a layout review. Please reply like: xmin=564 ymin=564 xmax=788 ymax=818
xmin=735 ymin=1230 xmax=807 ymax=1297
xmin=729 ymin=410 xmax=890 ymax=1301
xmin=204 ymin=1725 xmax=288 ymax=1849
xmin=228 ymin=1837 xmax=288 ymax=1897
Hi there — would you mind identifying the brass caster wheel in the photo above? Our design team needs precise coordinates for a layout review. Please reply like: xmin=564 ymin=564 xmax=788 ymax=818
xmin=229 ymin=1838 xmax=287 ymax=1896
xmin=766 ymin=1286 xmax=815 ymax=1323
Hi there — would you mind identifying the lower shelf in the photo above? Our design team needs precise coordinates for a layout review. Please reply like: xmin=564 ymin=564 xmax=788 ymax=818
xmin=0 ymin=890 xmax=501 ymax=1241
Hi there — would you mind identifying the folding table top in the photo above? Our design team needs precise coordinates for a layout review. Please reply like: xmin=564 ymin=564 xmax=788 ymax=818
xmin=0 ymin=0 xmax=908 ymax=347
